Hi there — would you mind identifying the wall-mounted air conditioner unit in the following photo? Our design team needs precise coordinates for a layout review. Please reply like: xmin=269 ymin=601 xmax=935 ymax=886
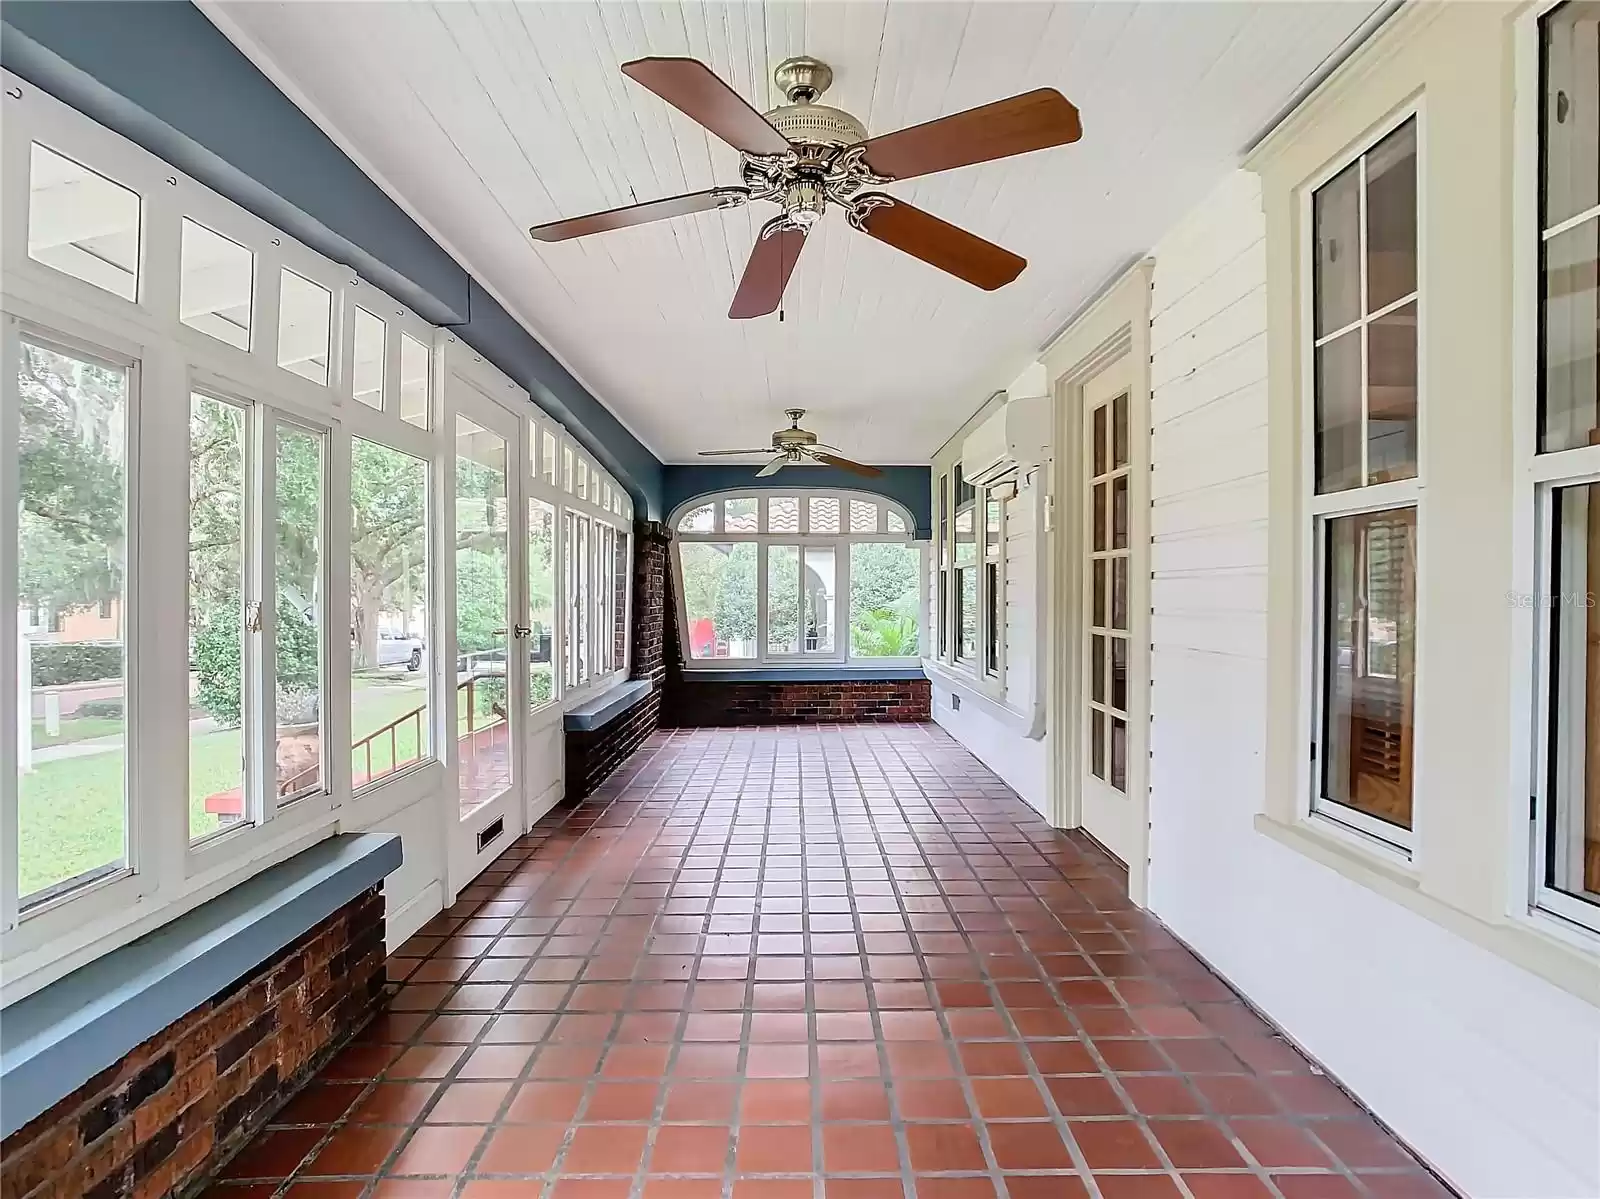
xmin=961 ymin=393 xmax=1050 ymax=488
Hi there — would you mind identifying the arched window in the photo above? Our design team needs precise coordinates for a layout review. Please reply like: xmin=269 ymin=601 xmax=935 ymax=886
xmin=671 ymin=490 xmax=923 ymax=667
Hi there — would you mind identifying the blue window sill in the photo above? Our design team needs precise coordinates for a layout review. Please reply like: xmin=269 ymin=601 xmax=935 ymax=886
xmin=0 ymin=832 xmax=401 ymax=1140
xmin=564 ymin=678 xmax=654 ymax=731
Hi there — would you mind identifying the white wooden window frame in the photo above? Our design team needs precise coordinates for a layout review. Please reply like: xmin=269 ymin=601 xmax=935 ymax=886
xmin=0 ymin=72 xmax=637 ymax=1001
xmin=1299 ymin=99 xmax=1428 ymax=859
xmin=671 ymin=490 xmax=924 ymax=671
xmin=1514 ymin=0 xmax=1600 ymax=943
xmin=926 ymin=446 xmax=1009 ymax=705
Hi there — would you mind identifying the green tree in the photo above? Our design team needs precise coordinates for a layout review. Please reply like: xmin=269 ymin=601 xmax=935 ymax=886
xmin=15 ymin=342 xmax=125 ymax=619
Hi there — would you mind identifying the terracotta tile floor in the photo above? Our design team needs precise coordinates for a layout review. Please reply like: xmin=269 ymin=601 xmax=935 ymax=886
xmin=206 ymin=724 xmax=1450 ymax=1199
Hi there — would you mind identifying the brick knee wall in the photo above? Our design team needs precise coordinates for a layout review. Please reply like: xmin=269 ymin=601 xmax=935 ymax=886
xmin=0 ymin=887 xmax=387 ymax=1199
xmin=659 ymin=678 xmax=932 ymax=726
xmin=564 ymin=688 xmax=662 ymax=800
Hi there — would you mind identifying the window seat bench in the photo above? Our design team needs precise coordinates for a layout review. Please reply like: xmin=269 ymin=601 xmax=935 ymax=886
xmin=563 ymin=678 xmax=659 ymax=800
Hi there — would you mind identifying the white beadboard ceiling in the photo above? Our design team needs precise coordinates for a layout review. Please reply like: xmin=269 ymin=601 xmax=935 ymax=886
xmin=208 ymin=1 xmax=1379 ymax=464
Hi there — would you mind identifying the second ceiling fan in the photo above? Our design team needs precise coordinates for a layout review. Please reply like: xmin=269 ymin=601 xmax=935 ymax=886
xmin=529 ymin=55 xmax=1082 ymax=319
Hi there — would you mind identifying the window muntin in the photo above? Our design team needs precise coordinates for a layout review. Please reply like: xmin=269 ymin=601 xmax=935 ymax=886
xmin=15 ymin=339 xmax=131 ymax=905
xmin=180 ymin=218 xmax=254 ymax=350
xmin=349 ymin=438 xmax=431 ymax=787
xmin=1312 ymin=117 xmax=1420 ymax=493
xmin=28 ymin=144 xmax=140 ymax=302
xmin=1534 ymin=4 xmax=1600 ymax=933
xmin=1306 ymin=112 xmax=1422 ymax=849
xmin=1088 ymin=391 xmax=1131 ymax=792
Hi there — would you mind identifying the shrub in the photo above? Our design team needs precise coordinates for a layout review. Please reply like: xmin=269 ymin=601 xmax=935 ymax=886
xmin=28 ymin=641 xmax=122 ymax=687
xmin=76 ymin=698 xmax=124 ymax=720
xmin=194 ymin=593 xmax=320 ymax=727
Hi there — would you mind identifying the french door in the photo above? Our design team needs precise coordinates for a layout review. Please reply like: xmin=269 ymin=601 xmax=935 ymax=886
xmin=447 ymin=382 xmax=526 ymax=891
xmin=1079 ymin=354 xmax=1147 ymax=874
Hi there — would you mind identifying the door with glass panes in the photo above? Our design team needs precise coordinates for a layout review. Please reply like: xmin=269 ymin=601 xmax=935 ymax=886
xmin=447 ymin=381 xmax=526 ymax=890
xmin=1079 ymin=355 xmax=1146 ymax=872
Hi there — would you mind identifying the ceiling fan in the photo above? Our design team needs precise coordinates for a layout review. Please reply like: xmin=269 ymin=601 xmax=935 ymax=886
xmin=700 ymin=409 xmax=883 ymax=478
xmin=529 ymin=55 xmax=1081 ymax=319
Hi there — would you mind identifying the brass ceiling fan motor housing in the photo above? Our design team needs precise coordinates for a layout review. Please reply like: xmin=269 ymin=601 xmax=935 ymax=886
xmin=764 ymin=57 xmax=868 ymax=148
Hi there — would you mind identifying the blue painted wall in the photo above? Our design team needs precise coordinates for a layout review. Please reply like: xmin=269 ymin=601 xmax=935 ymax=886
xmin=663 ymin=464 xmax=931 ymax=539
xmin=0 ymin=0 xmax=665 ymax=515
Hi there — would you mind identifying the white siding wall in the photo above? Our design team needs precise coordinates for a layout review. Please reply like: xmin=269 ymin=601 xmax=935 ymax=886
xmin=1146 ymin=171 xmax=1600 ymax=1198
xmin=933 ymin=484 xmax=1049 ymax=816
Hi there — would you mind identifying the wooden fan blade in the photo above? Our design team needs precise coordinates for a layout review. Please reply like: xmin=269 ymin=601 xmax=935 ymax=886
xmin=729 ymin=219 xmax=808 ymax=319
xmin=699 ymin=448 xmax=777 ymax=456
xmin=856 ymin=89 xmax=1081 ymax=182
xmin=755 ymin=455 xmax=788 ymax=478
xmin=530 ymin=189 xmax=744 ymax=242
xmin=622 ymin=58 xmax=792 ymax=155
xmin=812 ymin=451 xmax=884 ymax=478
xmin=857 ymin=198 xmax=1025 ymax=291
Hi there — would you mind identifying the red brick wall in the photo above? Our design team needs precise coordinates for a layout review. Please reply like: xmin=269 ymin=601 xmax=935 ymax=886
xmin=660 ymin=678 xmax=932 ymax=726
xmin=0 ymin=887 xmax=386 ymax=1199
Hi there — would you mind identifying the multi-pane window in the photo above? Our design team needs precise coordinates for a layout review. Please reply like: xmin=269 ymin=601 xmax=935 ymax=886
xmin=1309 ymin=113 xmax=1420 ymax=844
xmin=528 ymin=498 xmax=556 ymax=709
xmin=1534 ymin=2 xmax=1600 ymax=930
xmin=674 ymin=492 xmax=921 ymax=666
xmin=953 ymin=466 xmax=978 ymax=664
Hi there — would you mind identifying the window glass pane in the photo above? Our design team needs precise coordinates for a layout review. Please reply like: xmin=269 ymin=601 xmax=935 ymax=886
xmin=1093 ymin=404 xmax=1108 ymax=477
xmin=575 ymin=517 xmax=589 ymax=682
xmin=399 ymin=334 xmax=430 ymax=429
xmin=1320 ymin=508 xmax=1416 ymax=832
xmin=850 ymin=500 xmax=878 ymax=533
xmin=681 ymin=542 xmax=757 ymax=659
xmin=1111 ymin=637 xmax=1128 ymax=712
xmin=985 ymin=495 xmax=1002 ymax=559
xmin=677 ymin=502 xmax=714 ymax=533
xmin=350 ymin=438 xmax=430 ymax=787
xmin=1112 ymin=477 xmax=1128 ymax=549
xmin=1365 ymin=120 xmax=1418 ymax=311
xmin=725 ymin=497 xmax=758 ymax=532
xmin=985 ymin=560 xmax=1000 ymax=673
xmin=957 ymin=566 xmax=978 ymax=663
xmin=954 ymin=463 xmax=974 ymax=508
xmin=767 ymin=545 xmax=801 ymax=654
xmin=1543 ymin=3 xmax=1600 ymax=230
xmin=1091 ymin=634 xmax=1106 ymax=703
xmin=277 ymin=269 xmax=331 ymax=385
xmin=849 ymin=543 xmax=920 ymax=658
xmin=1315 ymin=328 xmax=1363 ymax=494
xmin=529 ymin=498 xmax=556 ymax=709
xmin=29 ymin=144 xmax=140 ymax=301
xmin=1546 ymin=482 xmax=1600 ymax=907
xmin=274 ymin=425 xmax=324 ymax=798
xmin=564 ymin=512 xmax=579 ymax=686
xmin=352 ymin=308 xmax=385 ymax=410
xmin=188 ymin=393 xmax=246 ymax=840
xmin=543 ymin=429 xmax=558 ymax=485
xmin=613 ymin=529 xmax=630 ymax=672
xmin=1313 ymin=159 xmax=1362 ymax=338
xmin=1367 ymin=301 xmax=1418 ymax=484
xmin=577 ymin=458 xmax=588 ymax=500
xmin=563 ymin=446 xmax=574 ymax=492
xmin=809 ymin=495 xmax=840 ymax=534
xmin=455 ymin=415 xmax=511 ymax=815
xmin=1092 ymin=559 xmax=1107 ymax=628
xmin=181 ymin=219 xmax=253 ymax=349
xmin=1113 ymin=393 xmax=1130 ymax=469
xmin=1092 ymin=482 xmax=1107 ymax=552
xmin=1111 ymin=717 xmax=1127 ymax=791
xmin=1112 ymin=557 xmax=1128 ymax=631
xmin=803 ymin=546 xmax=837 ymax=653
xmin=16 ymin=342 xmax=130 ymax=900
xmin=1091 ymin=709 xmax=1105 ymax=779
xmin=887 ymin=510 xmax=907 ymax=534
xmin=769 ymin=495 xmax=799 ymax=533
xmin=1541 ymin=218 xmax=1600 ymax=453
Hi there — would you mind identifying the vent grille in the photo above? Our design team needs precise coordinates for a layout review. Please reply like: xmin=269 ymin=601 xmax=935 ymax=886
xmin=477 ymin=816 xmax=505 ymax=853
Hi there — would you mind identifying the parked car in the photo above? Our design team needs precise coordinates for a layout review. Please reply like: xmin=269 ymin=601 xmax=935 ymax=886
xmin=376 ymin=631 xmax=425 ymax=672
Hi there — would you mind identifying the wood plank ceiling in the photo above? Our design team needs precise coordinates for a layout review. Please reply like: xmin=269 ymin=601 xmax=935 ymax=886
xmin=207 ymin=1 xmax=1380 ymax=464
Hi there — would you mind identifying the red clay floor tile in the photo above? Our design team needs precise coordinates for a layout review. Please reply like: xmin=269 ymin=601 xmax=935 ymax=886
xmin=209 ymin=726 xmax=1437 ymax=1199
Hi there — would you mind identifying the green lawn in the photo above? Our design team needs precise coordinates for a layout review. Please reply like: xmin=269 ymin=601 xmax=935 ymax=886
xmin=17 ymin=672 xmax=432 ymax=898
xmin=29 ymin=714 xmax=124 ymax=748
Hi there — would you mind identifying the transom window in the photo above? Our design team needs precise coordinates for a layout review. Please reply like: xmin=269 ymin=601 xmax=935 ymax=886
xmin=1531 ymin=0 xmax=1600 ymax=934
xmin=672 ymin=491 xmax=922 ymax=666
xmin=1308 ymin=110 xmax=1421 ymax=849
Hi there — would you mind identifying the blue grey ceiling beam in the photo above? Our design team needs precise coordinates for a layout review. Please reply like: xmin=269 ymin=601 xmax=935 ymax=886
xmin=0 ymin=0 xmax=663 ymax=515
